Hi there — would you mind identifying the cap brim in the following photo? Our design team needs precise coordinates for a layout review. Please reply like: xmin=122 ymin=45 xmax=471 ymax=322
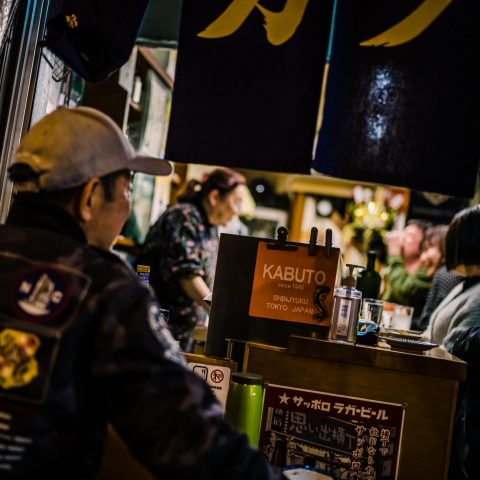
xmin=130 ymin=155 xmax=172 ymax=176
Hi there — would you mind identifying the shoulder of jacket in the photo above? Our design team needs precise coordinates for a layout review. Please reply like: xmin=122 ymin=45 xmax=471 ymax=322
xmin=466 ymin=283 xmax=480 ymax=303
xmin=447 ymin=283 xmax=480 ymax=312
xmin=171 ymin=202 xmax=201 ymax=216
xmin=86 ymin=246 xmax=137 ymax=277
xmin=415 ymin=267 xmax=433 ymax=283
xmin=165 ymin=203 xmax=203 ymax=225
xmin=386 ymin=255 xmax=403 ymax=268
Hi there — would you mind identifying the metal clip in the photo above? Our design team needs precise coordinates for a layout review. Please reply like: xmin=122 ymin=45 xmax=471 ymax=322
xmin=308 ymin=227 xmax=318 ymax=256
xmin=325 ymin=228 xmax=333 ymax=258
xmin=267 ymin=226 xmax=297 ymax=251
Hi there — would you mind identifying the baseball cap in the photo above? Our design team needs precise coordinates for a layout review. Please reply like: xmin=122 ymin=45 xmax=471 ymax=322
xmin=8 ymin=106 xmax=172 ymax=192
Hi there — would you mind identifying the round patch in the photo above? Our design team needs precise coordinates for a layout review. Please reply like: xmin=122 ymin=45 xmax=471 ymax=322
xmin=11 ymin=267 xmax=71 ymax=322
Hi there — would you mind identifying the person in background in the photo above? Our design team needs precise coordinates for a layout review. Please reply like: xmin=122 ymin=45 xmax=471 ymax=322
xmin=415 ymin=225 xmax=462 ymax=331
xmin=381 ymin=219 xmax=432 ymax=326
xmin=0 ymin=106 xmax=283 ymax=480
xmin=138 ymin=168 xmax=246 ymax=351
xmin=420 ymin=205 xmax=480 ymax=479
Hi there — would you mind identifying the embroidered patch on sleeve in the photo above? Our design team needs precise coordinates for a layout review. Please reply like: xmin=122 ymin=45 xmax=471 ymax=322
xmin=0 ymin=329 xmax=40 ymax=389
xmin=0 ymin=253 xmax=91 ymax=404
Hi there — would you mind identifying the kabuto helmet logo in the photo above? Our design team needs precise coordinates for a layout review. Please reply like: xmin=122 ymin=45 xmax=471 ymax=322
xmin=45 ymin=0 xmax=151 ymax=82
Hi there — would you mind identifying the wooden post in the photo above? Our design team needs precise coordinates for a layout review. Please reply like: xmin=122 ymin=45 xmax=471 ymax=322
xmin=288 ymin=192 xmax=305 ymax=242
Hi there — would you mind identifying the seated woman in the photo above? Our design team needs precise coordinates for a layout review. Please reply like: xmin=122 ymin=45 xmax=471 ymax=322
xmin=381 ymin=219 xmax=432 ymax=326
xmin=414 ymin=225 xmax=462 ymax=331
xmin=421 ymin=205 xmax=480 ymax=480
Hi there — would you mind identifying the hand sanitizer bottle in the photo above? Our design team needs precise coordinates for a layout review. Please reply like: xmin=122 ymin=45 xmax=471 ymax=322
xmin=329 ymin=264 xmax=363 ymax=344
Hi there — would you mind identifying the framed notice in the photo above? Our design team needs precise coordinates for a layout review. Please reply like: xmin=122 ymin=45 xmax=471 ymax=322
xmin=260 ymin=384 xmax=405 ymax=479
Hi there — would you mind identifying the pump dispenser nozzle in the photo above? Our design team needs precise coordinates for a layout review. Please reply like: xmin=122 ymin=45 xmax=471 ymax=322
xmin=344 ymin=264 xmax=365 ymax=289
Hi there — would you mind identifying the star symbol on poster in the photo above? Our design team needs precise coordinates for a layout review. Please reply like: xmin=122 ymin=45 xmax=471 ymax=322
xmin=279 ymin=392 xmax=290 ymax=405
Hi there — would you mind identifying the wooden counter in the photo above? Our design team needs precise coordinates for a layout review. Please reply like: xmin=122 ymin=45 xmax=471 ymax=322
xmin=244 ymin=336 xmax=467 ymax=480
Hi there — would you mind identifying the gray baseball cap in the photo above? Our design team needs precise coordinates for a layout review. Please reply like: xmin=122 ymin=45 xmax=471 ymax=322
xmin=8 ymin=106 xmax=172 ymax=192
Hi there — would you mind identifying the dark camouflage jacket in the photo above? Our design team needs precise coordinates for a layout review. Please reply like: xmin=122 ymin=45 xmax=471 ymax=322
xmin=0 ymin=198 xmax=282 ymax=480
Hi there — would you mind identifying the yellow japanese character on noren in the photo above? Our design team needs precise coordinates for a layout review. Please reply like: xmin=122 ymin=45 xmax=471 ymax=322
xmin=198 ymin=0 xmax=309 ymax=46
xmin=360 ymin=0 xmax=453 ymax=47
xmin=65 ymin=14 xmax=79 ymax=29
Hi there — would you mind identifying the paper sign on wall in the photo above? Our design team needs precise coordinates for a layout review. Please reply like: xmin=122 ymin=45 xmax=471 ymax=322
xmin=249 ymin=243 xmax=339 ymax=326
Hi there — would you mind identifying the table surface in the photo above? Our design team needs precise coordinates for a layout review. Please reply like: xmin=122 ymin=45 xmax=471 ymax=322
xmin=283 ymin=335 xmax=467 ymax=381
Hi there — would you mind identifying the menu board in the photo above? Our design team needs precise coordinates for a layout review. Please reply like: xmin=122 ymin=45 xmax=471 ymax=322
xmin=249 ymin=243 xmax=339 ymax=326
xmin=259 ymin=384 xmax=405 ymax=479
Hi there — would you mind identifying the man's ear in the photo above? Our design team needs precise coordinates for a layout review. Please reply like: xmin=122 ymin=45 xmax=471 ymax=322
xmin=78 ymin=177 xmax=101 ymax=222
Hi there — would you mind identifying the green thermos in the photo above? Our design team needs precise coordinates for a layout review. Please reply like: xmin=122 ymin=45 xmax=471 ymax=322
xmin=224 ymin=372 xmax=264 ymax=448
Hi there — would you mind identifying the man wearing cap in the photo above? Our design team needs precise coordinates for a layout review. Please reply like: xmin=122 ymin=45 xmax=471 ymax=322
xmin=0 ymin=107 xmax=283 ymax=479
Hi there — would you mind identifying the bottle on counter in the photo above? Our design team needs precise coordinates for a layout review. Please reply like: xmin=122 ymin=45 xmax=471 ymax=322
xmin=356 ymin=250 xmax=381 ymax=300
xmin=329 ymin=264 xmax=363 ymax=344
xmin=224 ymin=372 xmax=264 ymax=448
xmin=136 ymin=264 xmax=150 ymax=285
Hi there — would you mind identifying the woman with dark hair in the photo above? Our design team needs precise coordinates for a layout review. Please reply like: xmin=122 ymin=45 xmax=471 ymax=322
xmin=415 ymin=225 xmax=462 ymax=331
xmin=421 ymin=205 xmax=480 ymax=479
xmin=138 ymin=168 xmax=246 ymax=351
xmin=423 ymin=207 xmax=480 ymax=347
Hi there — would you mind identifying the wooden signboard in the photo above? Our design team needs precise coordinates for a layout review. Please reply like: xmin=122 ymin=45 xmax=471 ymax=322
xmin=249 ymin=243 xmax=338 ymax=326
xmin=205 ymin=233 xmax=340 ymax=359
xmin=259 ymin=384 xmax=405 ymax=479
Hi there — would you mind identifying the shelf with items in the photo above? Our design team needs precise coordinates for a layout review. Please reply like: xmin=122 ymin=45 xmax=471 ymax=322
xmin=81 ymin=46 xmax=176 ymax=251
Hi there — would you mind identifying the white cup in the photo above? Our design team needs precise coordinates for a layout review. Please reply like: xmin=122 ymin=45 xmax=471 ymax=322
xmin=391 ymin=305 xmax=414 ymax=330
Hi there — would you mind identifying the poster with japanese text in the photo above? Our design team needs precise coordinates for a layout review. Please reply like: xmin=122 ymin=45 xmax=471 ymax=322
xmin=249 ymin=243 xmax=340 ymax=326
xmin=260 ymin=384 xmax=405 ymax=479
